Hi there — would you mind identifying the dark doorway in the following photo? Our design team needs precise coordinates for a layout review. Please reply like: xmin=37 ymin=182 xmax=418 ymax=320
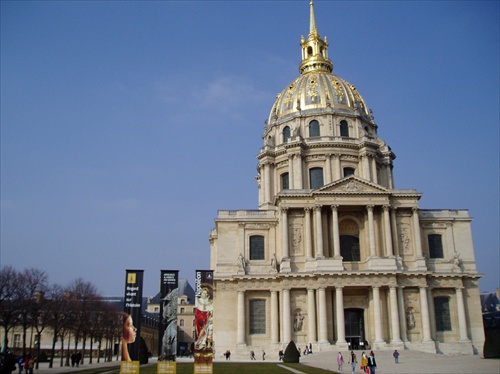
xmin=344 ymin=308 xmax=365 ymax=350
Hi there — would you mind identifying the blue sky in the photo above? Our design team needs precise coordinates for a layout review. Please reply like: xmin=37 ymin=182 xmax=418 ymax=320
xmin=1 ymin=1 xmax=498 ymax=297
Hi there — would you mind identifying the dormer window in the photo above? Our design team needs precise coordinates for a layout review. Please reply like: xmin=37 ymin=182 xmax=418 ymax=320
xmin=340 ymin=120 xmax=349 ymax=137
xmin=283 ymin=126 xmax=291 ymax=143
xmin=309 ymin=120 xmax=320 ymax=137
xmin=343 ymin=167 xmax=355 ymax=177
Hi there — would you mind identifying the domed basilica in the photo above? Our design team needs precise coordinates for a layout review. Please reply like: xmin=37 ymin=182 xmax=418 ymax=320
xmin=209 ymin=2 xmax=483 ymax=357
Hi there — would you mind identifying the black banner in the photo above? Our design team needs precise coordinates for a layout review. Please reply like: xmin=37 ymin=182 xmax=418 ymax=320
xmin=122 ymin=270 xmax=144 ymax=362
xmin=159 ymin=270 xmax=179 ymax=361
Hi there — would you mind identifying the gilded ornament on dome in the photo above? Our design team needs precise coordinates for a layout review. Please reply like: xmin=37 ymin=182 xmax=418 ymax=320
xmin=283 ymin=83 xmax=295 ymax=109
xmin=307 ymin=75 xmax=319 ymax=102
xmin=332 ymin=79 xmax=344 ymax=102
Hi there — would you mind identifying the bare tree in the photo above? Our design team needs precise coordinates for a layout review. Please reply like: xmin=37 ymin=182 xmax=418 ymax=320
xmin=46 ymin=284 xmax=71 ymax=368
xmin=16 ymin=268 xmax=48 ymax=357
xmin=0 ymin=266 xmax=21 ymax=350
xmin=67 ymin=278 xmax=99 ymax=366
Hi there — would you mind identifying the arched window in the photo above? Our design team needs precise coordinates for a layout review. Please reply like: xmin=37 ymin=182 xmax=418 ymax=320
xmin=428 ymin=234 xmax=443 ymax=258
xmin=180 ymin=319 xmax=185 ymax=327
xmin=340 ymin=235 xmax=360 ymax=261
xmin=340 ymin=120 xmax=349 ymax=137
xmin=339 ymin=219 xmax=360 ymax=261
xmin=434 ymin=297 xmax=452 ymax=331
xmin=309 ymin=120 xmax=320 ymax=137
xmin=283 ymin=126 xmax=291 ymax=143
xmin=249 ymin=235 xmax=265 ymax=260
xmin=343 ymin=167 xmax=355 ymax=177
xmin=307 ymin=46 xmax=313 ymax=57
xmin=309 ymin=167 xmax=324 ymax=189
xmin=281 ymin=173 xmax=289 ymax=190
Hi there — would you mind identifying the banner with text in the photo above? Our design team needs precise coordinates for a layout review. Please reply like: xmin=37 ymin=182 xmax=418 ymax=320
xmin=158 ymin=270 xmax=179 ymax=374
xmin=122 ymin=269 xmax=143 ymax=369
xmin=194 ymin=270 xmax=214 ymax=374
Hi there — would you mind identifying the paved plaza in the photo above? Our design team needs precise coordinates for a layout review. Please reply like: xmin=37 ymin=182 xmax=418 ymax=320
xmin=32 ymin=350 xmax=499 ymax=373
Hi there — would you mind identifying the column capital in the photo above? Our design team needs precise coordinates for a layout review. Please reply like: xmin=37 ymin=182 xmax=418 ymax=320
xmin=366 ymin=204 xmax=375 ymax=211
xmin=280 ymin=206 xmax=289 ymax=213
xmin=314 ymin=204 xmax=322 ymax=212
xmin=304 ymin=207 xmax=312 ymax=213
xmin=330 ymin=204 xmax=339 ymax=211
xmin=411 ymin=206 xmax=419 ymax=213
xmin=382 ymin=204 xmax=391 ymax=211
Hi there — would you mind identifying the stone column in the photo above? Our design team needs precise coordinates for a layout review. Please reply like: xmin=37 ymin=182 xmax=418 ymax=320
xmin=265 ymin=162 xmax=272 ymax=204
xmin=367 ymin=205 xmax=377 ymax=257
xmin=373 ymin=286 xmax=384 ymax=343
xmin=334 ymin=154 xmax=341 ymax=180
xmin=397 ymin=286 xmax=408 ymax=342
xmin=427 ymin=287 xmax=436 ymax=340
xmin=307 ymin=288 xmax=317 ymax=343
xmin=305 ymin=207 xmax=313 ymax=259
xmin=296 ymin=153 xmax=303 ymax=189
xmin=281 ymin=207 xmax=289 ymax=259
xmin=318 ymin=287 xmax=328 ymax=344
xmin=412 ymin=207 xmax=423 ymax=257
xmin=331 ymin=205 xmax=341 ymax=258
xmin=315 ymin=205 xmax=324 ymax=258
xmin=325 ymin=154 xmax=332 ymax=184
xmin=389 ymin=286 xmax=402 ymax=343
xmin=419 ymin=286 xmax=433 ymax=342
xmin=271 ymin=290 xmax=279 ymax=344
xmin=390 ymin=208 xmax=400 ymax=257
xmin=335 ymin=287 xmax=346 ymax=344
xmin=288 ymin=155 xmax=294 ymax=190
xmin=383 ymin=205 xmax=394 ymax=256
xmin=386 ymin=163 xmax=394 ymax=189
xmin=237 ymin=290 xmax=246 ymax=345
xmin=283 ymin=288 xmax=292 ymax=343
xmin=363 ymin=155 xmax=371 ymax=180
xmin=371 ymin=156 xmax=378 ymax=184
xmin=456 ymin=287 xmax=470 ymax=341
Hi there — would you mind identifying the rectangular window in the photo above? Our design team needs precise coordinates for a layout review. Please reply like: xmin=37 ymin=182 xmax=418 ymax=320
xmin=249 ymin=299 xmax=266 ymax=334
xmin=434 ymin=297 xmax=452 ymax=331
xmin=428 ymin=234 xmax=444 ymax=258
xmin=13 ymin=334 xmax=21 ymax=348
xmin=309 ymin=167 xmax=324 ymax=189
xmin=281 ymin=173 xmax=289 ymax=190
xmin=250 ymin=235 xmax=265 ymax=260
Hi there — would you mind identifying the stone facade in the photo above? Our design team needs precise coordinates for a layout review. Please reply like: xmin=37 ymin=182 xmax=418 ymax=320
xmin=209 ymin=2 xmax=484 ymax=358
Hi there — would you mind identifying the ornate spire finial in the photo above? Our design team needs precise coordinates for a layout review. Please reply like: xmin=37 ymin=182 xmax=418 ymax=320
xmin=309 ymin=1 xmax=319 ymax=39
xmin=299 ymin=1 xmax=333 ymax=74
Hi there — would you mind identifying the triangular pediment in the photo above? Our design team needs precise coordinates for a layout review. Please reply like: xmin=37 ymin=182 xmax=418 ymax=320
xmin=315 ymin=175 xmax=389 ymax=194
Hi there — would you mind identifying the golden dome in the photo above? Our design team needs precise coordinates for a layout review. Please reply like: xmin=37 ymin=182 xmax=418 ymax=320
xmin=268 ymin=2 xmax=371 ymax=123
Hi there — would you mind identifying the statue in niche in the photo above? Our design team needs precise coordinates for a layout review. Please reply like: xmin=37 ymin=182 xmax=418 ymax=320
xmin=270 ymin=253 xmax=278 ymax=273
xmin=293 ymin=312 xmax=304 ymax=332
xmin=452 ymin=252 xmax=462 ymax=272
xmin=406 ymin=309 xmax=416 ymax=331
xmin=237 ymin=253 xmax=246 ymax=274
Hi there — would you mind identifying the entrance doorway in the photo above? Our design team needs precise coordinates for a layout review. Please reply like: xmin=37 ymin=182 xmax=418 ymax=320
xmin=344 ymin=308 xmax=365 ymax=350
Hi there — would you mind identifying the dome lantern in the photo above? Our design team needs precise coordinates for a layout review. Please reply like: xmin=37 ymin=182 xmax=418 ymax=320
xmin=299 ymin=1 xmax=333 ymax=74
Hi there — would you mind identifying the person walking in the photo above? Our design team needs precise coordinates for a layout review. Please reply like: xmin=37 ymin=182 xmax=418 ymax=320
xmin=361 ymin=351 xmax=368 ymax=373
xmin=393 ymin=349 xmax=399 ymax=364
xmin=367 ymin=351 xmax=377 ymax=374
xmin=337 ymin=352 xmax=344 ymax=373
xmin=262 ymin=349 xmax=266 ymax=360
xmin=348 ymin=351 xmax=357 ymax=373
